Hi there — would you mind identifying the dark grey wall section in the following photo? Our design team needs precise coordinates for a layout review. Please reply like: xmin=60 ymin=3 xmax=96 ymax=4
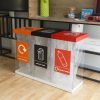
xmin=43 ymin=21 xmax=70 ymax=30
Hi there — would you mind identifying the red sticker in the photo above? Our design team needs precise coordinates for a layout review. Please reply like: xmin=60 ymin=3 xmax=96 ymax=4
xmin=55 ymin=49 xmax=71 ymax=75
xmin=16 ymin=41 xmax=28 ymax=63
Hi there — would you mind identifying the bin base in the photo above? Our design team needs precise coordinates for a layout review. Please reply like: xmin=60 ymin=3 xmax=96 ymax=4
xmin=15 ymin=70 xmax=83 ymax=93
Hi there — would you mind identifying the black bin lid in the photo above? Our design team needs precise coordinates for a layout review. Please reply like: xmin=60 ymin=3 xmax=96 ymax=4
xmin=31 ymin=28 xmax=60 ymax=38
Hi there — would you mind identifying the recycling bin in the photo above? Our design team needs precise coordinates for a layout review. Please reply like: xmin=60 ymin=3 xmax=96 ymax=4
xmin=13 ymin=27 xmax=42 ymax=75
xmin=31 ymin=28 xmax=60 ymax=81
xmin=13 ymin=27 xmax=87 ymax=92
xmin=51 ymin=31 xmax=88 ymax=92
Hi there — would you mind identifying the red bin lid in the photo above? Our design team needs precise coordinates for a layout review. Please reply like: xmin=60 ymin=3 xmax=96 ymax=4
xmin=51 ymin=31 xmax=88 ymax=42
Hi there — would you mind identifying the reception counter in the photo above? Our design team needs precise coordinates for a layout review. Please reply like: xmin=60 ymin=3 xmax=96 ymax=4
xmin=13 ymin=27 xmax=88 ymax=92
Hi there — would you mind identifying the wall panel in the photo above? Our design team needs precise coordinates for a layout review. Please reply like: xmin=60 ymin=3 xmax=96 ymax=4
xmin=29 ymin=0 xmax=94 ymax=17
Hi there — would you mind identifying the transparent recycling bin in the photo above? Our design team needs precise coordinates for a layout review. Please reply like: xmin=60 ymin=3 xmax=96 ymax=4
xmin=13 ymin=27 xmax=42 ymax=76
xmin=51 ymin=31 xmax=88 ymax=92
xmin=31 ymin=29 xmax=60 ymax=81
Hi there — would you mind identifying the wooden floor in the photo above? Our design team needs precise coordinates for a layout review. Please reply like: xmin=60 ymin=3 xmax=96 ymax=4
xmin=77 ymin=68 xmax=100 ymax=81
xmin=0 ymin=56 xmax=100 ymax=100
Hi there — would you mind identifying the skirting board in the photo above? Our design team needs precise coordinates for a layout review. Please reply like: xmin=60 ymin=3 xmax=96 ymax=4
xmin=15 ymin=70 xmax=83 ymax=93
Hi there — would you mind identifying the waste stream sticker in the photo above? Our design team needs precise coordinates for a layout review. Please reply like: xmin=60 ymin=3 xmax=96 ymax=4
xmin=34 ymin=45 xmax=47 ymax=68
xmin=55 ymin=49 xmax=71 ymax=75
xmin=16 ymin=41 xmax=28 ymax=63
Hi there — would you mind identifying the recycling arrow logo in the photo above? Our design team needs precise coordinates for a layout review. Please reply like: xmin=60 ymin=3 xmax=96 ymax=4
xmin=18 ymin=44 xmax=27 ymax=54
xmin=16 ymin=41 xmax=28 ymax=63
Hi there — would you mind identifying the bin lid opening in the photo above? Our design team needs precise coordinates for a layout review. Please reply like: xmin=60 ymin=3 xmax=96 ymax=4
xmin=63 ymin=32 xmax=82 ymax=36
xmin=40 ymin=29 xmax=58 ymax=34
xmin=31 ymin=28 xmax=61 ymax=38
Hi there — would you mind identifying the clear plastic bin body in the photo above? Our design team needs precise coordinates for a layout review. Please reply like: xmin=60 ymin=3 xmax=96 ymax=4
xmin=50 ymin=31 xmax=87 ymax=92
xmin=31 ymin=36 xmax=52 ymax=81
xmin=50 ymin=39 xmax=85 ymax=91
xmin=31 ymin=29 xmax=60 ymax=81
xmin=16 ymin=34 xmax=33 ymax=75
xmin=14 ymin=27 xmax=42 ymax=76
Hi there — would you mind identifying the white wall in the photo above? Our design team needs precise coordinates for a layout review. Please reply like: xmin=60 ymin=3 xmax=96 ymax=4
xmin=84 ymin=25 xmax=100 ymax=39
xmin=83 ymin=25 xmax=100 ymax=71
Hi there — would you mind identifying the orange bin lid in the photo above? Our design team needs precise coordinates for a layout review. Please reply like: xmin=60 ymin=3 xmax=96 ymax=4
xmin=13 ymin=27 xmax=43 ymax=35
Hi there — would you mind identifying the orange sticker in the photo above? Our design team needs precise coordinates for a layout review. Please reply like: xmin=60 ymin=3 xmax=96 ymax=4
xmin=16 ymin=41 xmax=28 ymax=63
xmin=55 ymin=49 xmax=71 ymax=75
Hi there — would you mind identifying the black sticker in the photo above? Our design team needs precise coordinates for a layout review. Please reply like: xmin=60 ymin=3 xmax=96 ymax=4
xmin=34 ymin=45 xmax=47 ymax=68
